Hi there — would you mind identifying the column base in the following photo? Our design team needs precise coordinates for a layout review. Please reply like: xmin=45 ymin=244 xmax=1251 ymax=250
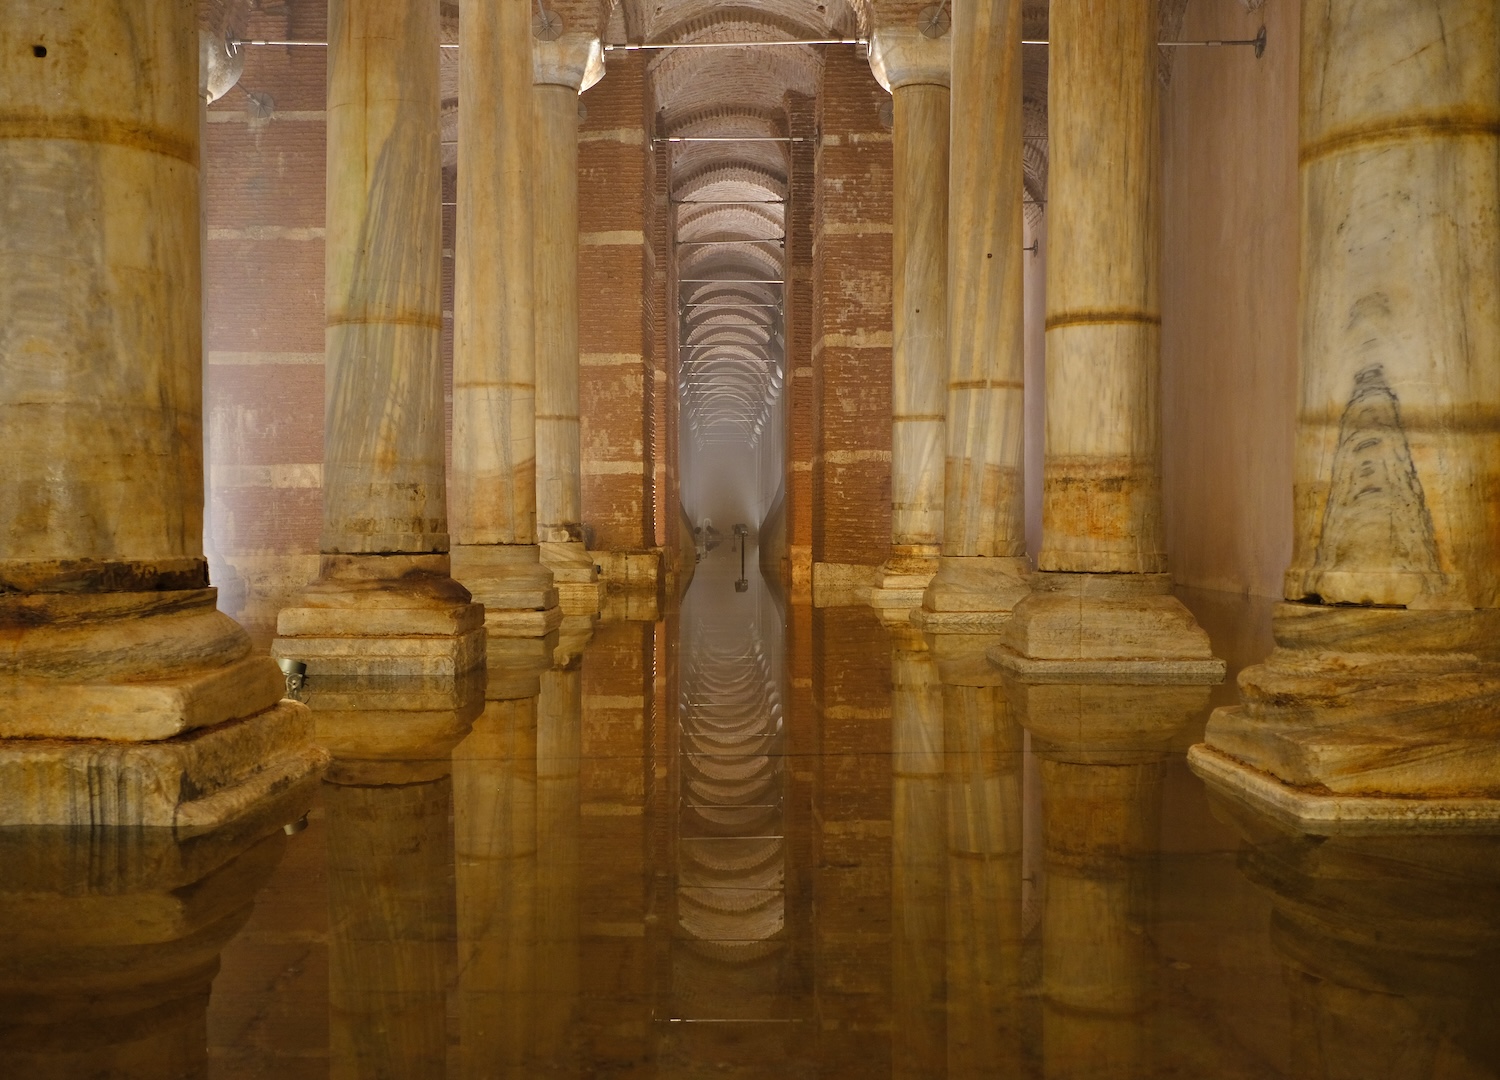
xmin=0 ymin=701 xmax=326 ymax=831
xmin=541 ymin=540 xmax=604 ymax=616
xmin=0 ymin=582 xmax=327 ymax=829
xmin=869 ymin=546 xmax=940 ymax=612
xmin=1006 ymin=679 xmax=1213 ymax=763
xmin=1192 ymin=603 xmax=1500 ymax=826
xmin=1188 ymin=743 xmax=1500 ymax=833
xmin=911 ymin=555 xmax=1030 ymax=633
xmin=987 ymin=572 xmax=1225 ymax=682
xmin=451 ymin=543 xmax=562 ymax=638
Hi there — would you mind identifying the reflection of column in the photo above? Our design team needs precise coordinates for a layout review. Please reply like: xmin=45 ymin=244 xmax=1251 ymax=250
xmin=868 ymin=27 xmax=950 ymax=611
xmin=917 ymin=0 xmax=1030 ymax=632
xmin=890 ymin=630 xmax=946 ymax=1077
xmin=272 ymin=0 xmax=486 ymax=731
xmin=450 ymin=0 xmax=562 ymax=638
xmin=326 ymin=776 xmax=456 ymax=1080
xmin=535 ymin=33 xmax=605 ymax=617
xmin=1193 ymin=2 xmax=1500 ymax=821
xmin=993 ymin=0 xmax=1220 ymax=676
xmin=455 ymin=694 xmax=538 ymax=1079
xmin=0 ymin=804 xmax=307 ymax=1077
xmin=944 ymin=684 xmax=1025 ymax=1078
xmin=1038 ymin=757 xmax=1160 ymax=1079
xmin=1210 ymin=796 xmax=1500 ymax=1080
xmin=1007 ymin=678 xmax=1208 ymax=1080
xmin=535 ymin=663 xmax=582 ymax=1069
xmin=0 ymin=0 xmax=320 ymax=827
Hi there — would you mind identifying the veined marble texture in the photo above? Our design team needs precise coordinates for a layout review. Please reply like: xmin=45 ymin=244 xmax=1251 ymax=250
xmin=1040 ymin=0 xmax=1166 ymax=575
xmin=451 ymin=0 xmax=539 ymax=551
xmin=1287 ymin=0 xmax=1500 ymax=610
xmin=321 ymin=0 xmax=448 ymax=556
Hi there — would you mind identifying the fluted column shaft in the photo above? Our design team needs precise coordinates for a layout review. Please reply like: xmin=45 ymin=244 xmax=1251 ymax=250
xmin=1039 ymin=0 xmax=1164 ymax=574
xmin=534 ymin=36 xmax=604 ymax=615
xmin=322 ymin=0 xmax=447 ymax=556
xmin=1285 ymin=0 xmax=1500 ymax=610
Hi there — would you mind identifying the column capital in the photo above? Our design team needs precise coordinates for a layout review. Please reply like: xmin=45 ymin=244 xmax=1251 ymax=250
xmin=534 ymin=34 xmax=605 ymax=93
xmin=868 ymin=27 xmax=950 ymax=93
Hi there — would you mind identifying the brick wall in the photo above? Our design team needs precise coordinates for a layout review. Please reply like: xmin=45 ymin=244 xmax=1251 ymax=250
xmin=812 ymin=49 xmax=894 ymax=573
xmin=784 ymin=91 xmax=818 ymax=594
xmin=204 ymin=1 xmax=327 ymax=645
xmin=579 ymin=58 xmax=658 ymax=570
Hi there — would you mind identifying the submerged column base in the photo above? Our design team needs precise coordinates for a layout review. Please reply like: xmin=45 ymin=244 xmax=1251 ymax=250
xmin=912 ymin=555 xmax=1031 ymax=633
xmin=451 ymin=543 xmax=562 ymax=638
xmin=1190 ymin=603 xmax=1500 ymax=830
xmin=869 ymin=545 xmax=941 ymax=615
xmin=540 ymin=540 xmax=604 ymax=617
xmin=0 ymin=580 xmax=326 ymax=829
xmin=987 ymin=572 xmax=1224 ymax=682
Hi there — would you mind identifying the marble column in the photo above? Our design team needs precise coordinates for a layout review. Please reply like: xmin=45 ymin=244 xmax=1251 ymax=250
xmin=450 ymin=0 xmax=561 ymax=638
xmin=868 ymin=27 xmax=951 ymax=613
xmin=915 ymin=0 xmax=1031 ymax=633
xmin=534 ymin=33 xmax=606 ymax=617
xmin=1191 ymin=0 xmax=1500 ymax=824
xmin=535 ymin=664 xmax=582 ymax=1068
xmin=0 ymin=0 xmax=322 ymax=827
xmin=272 ymin=0 xmax=486 ymax=745
xmin=991 ymin=0 xmax=1221 ymax=678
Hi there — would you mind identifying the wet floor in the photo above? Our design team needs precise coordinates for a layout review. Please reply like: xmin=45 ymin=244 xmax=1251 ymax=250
xmin=4 ymin=548 xmax=1500 ymax=1078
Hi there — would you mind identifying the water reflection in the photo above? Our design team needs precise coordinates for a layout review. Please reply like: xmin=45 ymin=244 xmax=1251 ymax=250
xmin=7 ymin=592 xmax=1500 ymax=1076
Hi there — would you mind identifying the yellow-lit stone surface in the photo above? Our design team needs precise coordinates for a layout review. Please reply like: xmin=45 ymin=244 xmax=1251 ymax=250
xmin=449 ymin=0 xmax=561 ymax=637
xmin=868 ymin=27 xmax=950 ymax=610
xmin=535 ymin=35 xmax=605 ymax=617
xmin=0 ymin=0 xmax=322 ymax=826
xmin=1195 ymin=0 xmax=1500 ymax=821
xmin=918 ymin=0 xmax=1030 ymax=631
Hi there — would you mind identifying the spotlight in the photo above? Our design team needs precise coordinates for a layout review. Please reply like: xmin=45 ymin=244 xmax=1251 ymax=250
xmin=276 ymin=657 xmax=308 ymax=699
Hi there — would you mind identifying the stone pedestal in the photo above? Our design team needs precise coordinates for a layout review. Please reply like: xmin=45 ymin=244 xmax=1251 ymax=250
xmin=0 ymin=0 xmax=323 ymax=828
xmin=916 ymin=0 xmax=1030 ymax=633
xmin=1000 ymin=0 xmax=1219 ymax=674
xmin=450 ymin=0 xmax=561 ymax=637
xmin=534 ymin=35 xmax=606 ymax=617
xmin=869 ymin=28 xmax=951 ymax=612
xmin=1193 ymin=0 xmax=1500 ymax=823
xmin=1191 ymin=605 xmax=1500 ymax=829
xmin=990 ymin=573 xmax=1223 ymax=682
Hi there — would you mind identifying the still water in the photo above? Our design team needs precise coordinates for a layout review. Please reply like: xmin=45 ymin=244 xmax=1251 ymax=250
xmin=4 ymin=547 xmax=1500 ymax=1078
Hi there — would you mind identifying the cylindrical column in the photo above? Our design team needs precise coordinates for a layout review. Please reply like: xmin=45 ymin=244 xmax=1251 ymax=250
xmin=449 ymin=0 xmax=560 ymax=635
xmin=2 ymin=2 xmax=205 ymax=585
xmin=1040 ymin=0 xmax=1164 ymax=574
xmin=321 ymin=0 xmax=446 ymax=555
xmin=919 ymin=0 xmax=1030 ymax=628
xmin=535 ymin=665 xmax=581 ymax=1066
xmin=534 ymin=35 xmax=605 ymax=615
xmin=870 ymin=29 xmax=951 ymax=604
xmin=1286 ymin=0 xmax=1500 ymax=610
xmin=0 ymin=2 xmax=322 ymax=826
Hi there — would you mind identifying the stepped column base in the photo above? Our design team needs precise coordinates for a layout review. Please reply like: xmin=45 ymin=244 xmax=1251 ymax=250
xmin=540 ymin=540 xmax=604 ymax=617
xmin=869 ymin=545 xmax=941 ymax=615
xmin=987 ymin=572 xmax=1225 ymax=682
xmin=912 ymin=555 xmax=1030 ymax=633
xmin=1191 ymin=603 xmax=1500 ymax=830
xmin=451 ymin=543 xmax=562 ymax=638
